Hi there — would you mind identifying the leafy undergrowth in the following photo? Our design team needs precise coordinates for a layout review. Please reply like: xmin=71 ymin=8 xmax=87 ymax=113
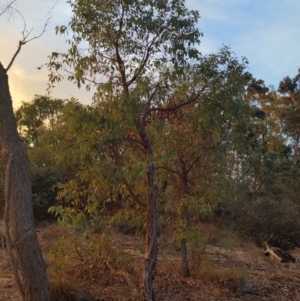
xmin=1 ymin=224 xmax=300 ymax=300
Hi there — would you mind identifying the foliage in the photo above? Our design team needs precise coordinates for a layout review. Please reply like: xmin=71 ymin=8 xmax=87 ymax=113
xmin=15 ymin=95 xmax=65 ymax=147
xmin=231 ymin=197 xmax=300 ymax=250
xmin=44 ymin=0 xmax=300 ymax=292
xmin=224 ymin=75 xmax=300 ymax=249
xmin=48 ymin=0 xmax=201 ymax=92
xmin=30 ymin=163 xmax=60 ymax=221
xmin=47 ymin=228 xmax=136 ymax=289
xmin=15 ymin=95 xmax=66 ymax=221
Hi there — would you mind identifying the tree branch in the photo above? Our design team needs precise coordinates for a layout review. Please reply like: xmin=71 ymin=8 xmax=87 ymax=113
xmin=127 ymin=26 xmax=166 ymax=88
xmin=24 ymin=17 xmax=51 ymax=43
xmin=123 ymin=179 xmax=146 ymax=209
xmin=141 ymin=84 xmax=208 ymax=127
xmin=0 ymin=0 xmax=17 ymax=17
xmin=5 ymin=40 xmax=25 ymax=72
xmin=115 ymin=5 xmax=128 ymax=93
xmin=124 ymin=136 xmax=146 ymax=153
xmin=185 ymin=136 xmax=213 ymax=173
xmin=147 ymin=81 xmax=162 ymax=107
xmin=185 ymin=155 xmax=201 ymax=174
xmin=155 ymin=165 xmax=181 ymax=177
xmin=5 ymin=17 xmax=52 ymax=72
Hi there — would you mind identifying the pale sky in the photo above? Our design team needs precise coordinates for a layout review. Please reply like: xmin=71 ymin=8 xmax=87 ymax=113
xmin=0 ymin=0 xmax=299 ymax=108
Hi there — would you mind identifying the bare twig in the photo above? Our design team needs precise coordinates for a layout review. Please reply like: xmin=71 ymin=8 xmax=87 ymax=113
xmin=5 ymin=17 xmax=51 ymax=72
xmin=45 ymin=0 xmax=59 ymax=18
xmin=24 ymin=17 xmax=51 ymax=43
xmin=1 ymin=0 xmax=56 ymax=72
xmin=0 ymin=0 xmax=17 ymax=17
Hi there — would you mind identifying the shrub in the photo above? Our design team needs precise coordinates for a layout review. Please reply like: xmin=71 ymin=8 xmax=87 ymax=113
xmin=230 ymin=197 xmax=300 ymax=249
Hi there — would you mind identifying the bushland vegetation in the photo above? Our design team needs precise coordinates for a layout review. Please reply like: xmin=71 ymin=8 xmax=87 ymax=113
xmin=2 ymin=0 xmax=300 ymax=300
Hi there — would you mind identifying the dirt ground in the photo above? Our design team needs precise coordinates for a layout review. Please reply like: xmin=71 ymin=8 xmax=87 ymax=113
xmin=0 ymin=244 xmax=20 ymax=300
xmin=1 ymin=225 xmax=300 ymax=301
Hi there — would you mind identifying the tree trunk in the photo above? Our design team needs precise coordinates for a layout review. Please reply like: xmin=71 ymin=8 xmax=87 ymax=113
xmin=0 ymin=63 xmax=50 ymax=301
xmin=180 ymin=204 xmax=191 ymax=277
xmin=137 ymin=115 xmax=158 ymax=301
xmin=180 ymin=172 xmax=190 ymax=277
xmin=294 ymin=135 xmax=299 ymax=165
xmin=143 ymin=160 xmax=158 ymax=301
xmin=180 ymin=237 xmax=190 ymax=277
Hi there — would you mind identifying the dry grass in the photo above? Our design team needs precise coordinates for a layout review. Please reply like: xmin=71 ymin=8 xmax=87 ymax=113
xmin=44 ymin=224 xmax=300 ymax=300
xmin=2 ymin=223 xmax=300 ymax=300
xmin=201 ymin=266 xmax=247 ymax=294
xmin=38 ymin=223 xmax=67 ymax=251
xmin=50 ymin=278 xmax=95 ymax=301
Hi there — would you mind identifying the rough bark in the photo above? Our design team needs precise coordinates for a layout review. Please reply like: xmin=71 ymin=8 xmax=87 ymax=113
xmin=294 ymin=135 xmax=299 ymax=165
xmin=180 ymin=172 xmax=190 ymax=277
xmin=0 ymin=63 xmax=50 ymax=301
xmin=137 ymin=116 xmax=158 ymax=301
xmin=180 ymin=237 xmax=190 ymax=277
xmin=143 ymin=160 xmax=158 ymax=301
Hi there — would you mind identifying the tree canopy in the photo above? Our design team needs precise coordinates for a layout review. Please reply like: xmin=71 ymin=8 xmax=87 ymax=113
xmin=5 ymin=0 xmax=300 ymax=299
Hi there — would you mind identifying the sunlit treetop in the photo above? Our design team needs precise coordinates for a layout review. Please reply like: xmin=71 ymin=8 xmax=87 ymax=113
xmin=49 ymin=0 xmax=202 ymax=94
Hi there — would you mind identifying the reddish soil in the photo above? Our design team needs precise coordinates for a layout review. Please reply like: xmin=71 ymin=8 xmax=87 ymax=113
xmin=1 ymin=225 xmax=300 ymax=300
xmin=0 ymin=248 xmax=20 ymax=301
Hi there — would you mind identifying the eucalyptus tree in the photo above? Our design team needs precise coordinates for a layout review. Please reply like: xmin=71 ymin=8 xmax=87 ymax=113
xmin=277 ymin=70 xmax=300 ymax=164
xmin=243 ymin=73 xmax=300 ymax=160
xmin=14 ymin=96 xmax=67 ymax=220
xmin=0 ymin=2 xmax=51 ymax=300
xmin=15 ymin=95 xmax=65 ymax=147
xmin=48 ymin=0 xmax=202 ymax=298
xmin=225 ymin=74 xmax=300 ymax=248
xmin=155 ymin=50 xmax=248 ymax=276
